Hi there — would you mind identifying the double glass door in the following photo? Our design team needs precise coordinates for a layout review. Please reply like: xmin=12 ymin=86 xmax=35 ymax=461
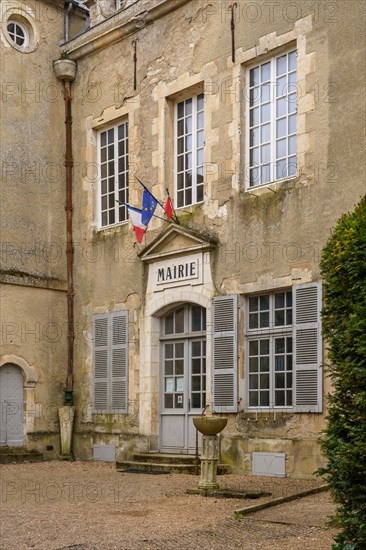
xmin=160 ymin=305 xmax=206 ymax=453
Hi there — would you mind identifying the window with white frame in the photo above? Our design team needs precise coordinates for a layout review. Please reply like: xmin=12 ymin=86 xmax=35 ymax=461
xmin=175 ymin=93 xmax=204 ymax=208
xmin=7 ymin=20 xmax=28 ymax=47
xmin=99 ymin=121 xmax=128 ymax=228
xmin=247 ymin=50 xmax=297 ymax=188
xmin=247 ymin=291 xmax=293 ymax=408
xmin=245 ymin=284 xmax=323 ymax=412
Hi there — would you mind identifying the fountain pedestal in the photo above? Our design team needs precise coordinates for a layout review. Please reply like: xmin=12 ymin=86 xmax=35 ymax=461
xmin=198 ymin=435 xmax=220 ymax=490
xmin=192 ymin=415 xmax=227 ymax=491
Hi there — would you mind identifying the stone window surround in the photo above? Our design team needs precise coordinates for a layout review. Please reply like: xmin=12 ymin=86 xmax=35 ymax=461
xmin=152 ymin=70 xmax=219 ymax=216
xmin=245 ymin=48 xmax=297 ymax=188
xmin=1 ymin=6 xmax=40 ymax=53
xmin=97 ymin=118 xmax=129 ymax=229
xmin=174 ymin=92 xmax=205 ymax=209
xmin=85 ymin=97 xmax=140 ymax=236
xmin=233 ymin=15 xmax=315 ymax=197
xmin=7 ymin=19 xmax=29 ymax=47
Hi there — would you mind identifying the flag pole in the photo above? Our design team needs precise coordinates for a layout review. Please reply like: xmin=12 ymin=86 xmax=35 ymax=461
xmin=136 ymin=177 xmax=179 ymax=224
xmin=135 ymin=177 xmax=164 ymax=209
xmin=115 ymin=200 xmax=174 ymax=224
xmin=151 ymin=213 xmax=174 ymax=224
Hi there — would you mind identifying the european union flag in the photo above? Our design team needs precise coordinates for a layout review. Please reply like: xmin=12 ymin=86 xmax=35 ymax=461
xmin=141 ymin=189 xmax=158 ymax=225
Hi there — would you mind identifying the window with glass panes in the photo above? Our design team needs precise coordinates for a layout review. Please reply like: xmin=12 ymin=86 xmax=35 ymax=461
xmin=246 ymin=291 xmax=293 ymax=408
xmin=161 ymin=305 xmax=206 ymax=411
xmin=99 ymin=121 xmax=128 ymax=227
xmin=247 ymin=50 xmax=297 ymax=187
xmin=175 ymin=94 xmax=204 ymax=208
xmin=7 ymin=20 xmax=28 ymax=47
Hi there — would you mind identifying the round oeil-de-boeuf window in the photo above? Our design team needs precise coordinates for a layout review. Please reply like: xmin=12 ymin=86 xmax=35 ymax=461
xmin=3 ymin=11 xmax=39 ymax=53
xmin=7 ymin=20 xmax=29 ymax=47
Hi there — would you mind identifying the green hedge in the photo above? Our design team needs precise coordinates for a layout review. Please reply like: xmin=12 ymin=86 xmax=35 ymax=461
xmin=319 ymin=195 xmax=366 ymax=548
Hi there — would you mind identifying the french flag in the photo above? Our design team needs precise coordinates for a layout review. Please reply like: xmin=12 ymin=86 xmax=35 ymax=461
xmin=126 ymin=205 xmax=146 ymax=243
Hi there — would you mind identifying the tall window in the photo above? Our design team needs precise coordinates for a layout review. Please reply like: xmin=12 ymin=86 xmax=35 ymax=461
xmin=99 ymin=121 xmax=128 ymax=227
xmin=247 ymin=50 xmax=297 ymax=187
xmin=175 ymin=93 xmax=204 ymax=208
xmin=246 ymin=291 xmax=293 ymax=408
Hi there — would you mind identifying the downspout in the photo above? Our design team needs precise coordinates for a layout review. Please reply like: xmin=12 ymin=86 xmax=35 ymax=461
xmin=53 ymin=54 xmax=77 ymax=457
xmin=64 ymin=0 xmax=73 ymax=43
xmin=52 ymin=62 xmax=76 ymax=405
xmin=64 ymin=78 xmax=74 ymax=407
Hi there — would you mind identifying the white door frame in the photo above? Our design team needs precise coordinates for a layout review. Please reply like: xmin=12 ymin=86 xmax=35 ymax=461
xmin=140 ymin=289 xmax=213 ymax=451
xmin=159 ymin=317 xmax=206 ymax=453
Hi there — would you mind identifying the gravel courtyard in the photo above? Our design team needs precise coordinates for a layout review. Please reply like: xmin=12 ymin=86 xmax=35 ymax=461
xmin=0 ymin=461 xmax=337 ymax=549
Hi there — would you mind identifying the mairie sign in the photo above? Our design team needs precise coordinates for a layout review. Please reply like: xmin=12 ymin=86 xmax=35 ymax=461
xmin=156 ymin=258 xmax=199 ymax=285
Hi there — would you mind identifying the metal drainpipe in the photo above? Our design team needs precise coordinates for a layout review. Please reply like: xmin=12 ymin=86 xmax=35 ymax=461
xmin=64 ymin=1 xmax=73 ymax=43
xmin=64 ymin=79 xmax=74 ymax=406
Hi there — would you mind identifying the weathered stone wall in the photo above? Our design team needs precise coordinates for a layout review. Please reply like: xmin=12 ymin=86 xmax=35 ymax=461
xmin=0 ymin=283 xmax=67 ymax=456
xmin=0 ymin=0 xmax=87 ymax=454
xmin=45 ymin=0 xmax=366 ymax=473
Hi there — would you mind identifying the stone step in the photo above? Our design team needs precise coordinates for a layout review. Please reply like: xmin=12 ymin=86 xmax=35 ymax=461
xmin=116 ymin=460 xmax=231 ymax=475
xmin=133 ymin=452 xmax=198 ymax=464
xmin=0 ymin=447 xmax=44 ymax=464
xmin=116 ymin=460 xmax=197 ymax=474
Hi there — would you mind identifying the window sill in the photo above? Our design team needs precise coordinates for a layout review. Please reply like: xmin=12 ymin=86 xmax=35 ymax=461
xmin=245 ymin=327 xmax=293 ymax=336
xmin=245 ymin=176 xmax=297 ymax=197
xmin=92 ymin=411 xmax=128 ymax=416
xmin=95 ymin=221 xmax=129 ymax=235
xmin=245 ymin=407 xmax=294 ymax=413
xmin=175 ymin=201 xmax=204 ymax=215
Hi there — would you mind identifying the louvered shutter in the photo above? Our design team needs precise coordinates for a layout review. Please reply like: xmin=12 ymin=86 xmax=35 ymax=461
xmin=293 ymin=283 xmax=322 ymax=413
xmin=93 ymin=314 xmax=109 ymax=411
xmin=212 ymin=295 xmax=238 ymax=413
xmin=111 ymin=312 xmax=128 ymax=413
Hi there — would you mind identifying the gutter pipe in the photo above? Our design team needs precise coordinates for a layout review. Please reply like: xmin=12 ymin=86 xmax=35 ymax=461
xmin=64 ymin=1 xmax=73 ymax=43
xmin=64 ymin=78 xmax=74 ymax=406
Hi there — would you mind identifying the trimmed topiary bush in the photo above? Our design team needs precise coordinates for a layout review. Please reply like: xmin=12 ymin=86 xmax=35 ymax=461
xmin=319 ymin=195 xmax=366 ymax=548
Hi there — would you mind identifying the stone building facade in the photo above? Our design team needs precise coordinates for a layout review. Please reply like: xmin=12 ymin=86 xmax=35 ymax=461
xmin=0 ymin=0 xmax=86 ymax=453
xmin=1 ymin=0 xmax=365 ymax=477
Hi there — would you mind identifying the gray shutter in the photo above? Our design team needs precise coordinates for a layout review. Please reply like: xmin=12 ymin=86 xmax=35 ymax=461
xmin=212 ymin=295 xmax=238 ymax=413
xmin=93 ymin=314 xmax=109 ymax=411
xmin=293 ymin=283 xmax=322 ymax=413
xmin=111 ymin=311 xmax=128 ymax=413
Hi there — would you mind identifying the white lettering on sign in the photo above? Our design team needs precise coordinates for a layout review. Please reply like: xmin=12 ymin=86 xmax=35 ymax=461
xmin=156 ymin=260 xmax=198 ymax=285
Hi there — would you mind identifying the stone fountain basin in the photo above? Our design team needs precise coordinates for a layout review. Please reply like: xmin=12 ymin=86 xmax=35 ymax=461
xmin=192 ymin=416 xmax=227 ymax=435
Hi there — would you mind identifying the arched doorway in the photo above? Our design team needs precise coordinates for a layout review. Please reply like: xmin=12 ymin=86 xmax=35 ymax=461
xmin=159 ymin=304 xmax=206 ymax=453
xmin=0 ymin=364 xmax=24 ymax=446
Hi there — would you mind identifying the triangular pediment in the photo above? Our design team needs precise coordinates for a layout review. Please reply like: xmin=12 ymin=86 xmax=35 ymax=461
xmin=139 ymin=224 xmax=216 ymax=262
